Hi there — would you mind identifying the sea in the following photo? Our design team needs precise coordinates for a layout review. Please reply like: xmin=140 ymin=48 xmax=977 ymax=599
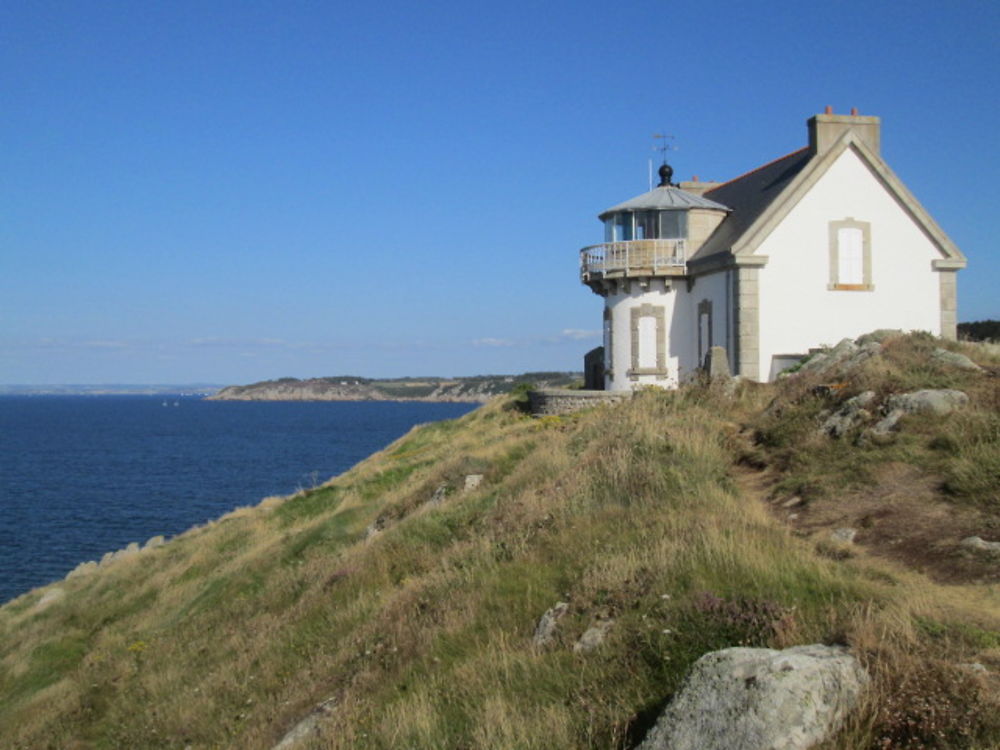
xmin=0 ymin=395 xmax=477 ymax=604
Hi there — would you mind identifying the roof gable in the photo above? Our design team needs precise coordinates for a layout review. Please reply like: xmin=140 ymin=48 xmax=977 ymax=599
xmin=688 ymin=131 xmax=965 ymax=269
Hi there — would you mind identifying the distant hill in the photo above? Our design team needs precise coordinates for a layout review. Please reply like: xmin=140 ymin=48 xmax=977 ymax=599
xmin=208 ymin=372 xmax=583 ymax=403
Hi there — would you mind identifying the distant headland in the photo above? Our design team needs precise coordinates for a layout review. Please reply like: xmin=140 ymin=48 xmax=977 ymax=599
xmin=208 ymin=373 xmax=581 ymax=403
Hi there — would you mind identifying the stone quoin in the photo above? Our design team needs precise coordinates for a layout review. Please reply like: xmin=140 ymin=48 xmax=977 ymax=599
xmin=581 ymin=108 xmax=967 ymax=391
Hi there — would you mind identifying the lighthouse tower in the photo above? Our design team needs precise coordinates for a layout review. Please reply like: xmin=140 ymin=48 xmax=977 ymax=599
xmin=581 ymin=162 xmax=730 ymax=391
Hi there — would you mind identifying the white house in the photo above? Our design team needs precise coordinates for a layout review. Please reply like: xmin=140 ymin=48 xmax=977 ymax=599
xmin=581 ymin=109 xmax=967 ymax=391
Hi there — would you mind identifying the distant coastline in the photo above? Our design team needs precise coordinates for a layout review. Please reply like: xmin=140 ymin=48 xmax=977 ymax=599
xmin=208 ymin=373 xmax=582 ymax=403
xmin=0 ymin=384 xmax=222 ymax=396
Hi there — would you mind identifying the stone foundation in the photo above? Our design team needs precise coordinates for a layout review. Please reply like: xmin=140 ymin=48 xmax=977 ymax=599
xmin=529 ymin=388 xmax=629 ymax=416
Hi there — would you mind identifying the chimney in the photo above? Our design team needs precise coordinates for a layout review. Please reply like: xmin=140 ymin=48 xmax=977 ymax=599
xmin=807 ymin=107 xmax=880 ymax=155
xmin=678 ymin=178 xmax=722 ymax=197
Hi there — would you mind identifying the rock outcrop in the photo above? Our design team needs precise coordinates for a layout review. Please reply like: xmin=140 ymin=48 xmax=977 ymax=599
xmin=638 ymin=644 xmax=867 ymax=750
xmin=821 ymin=391 xmax=876 ymax=438
xmin=931 ymin=347 xmax=983 ymax=372
xmin=961 ymin=536 xmax=1000 ymax=556
xmin=532 ymin=602 xmax=569 ymax=648
xmin=800 ymin=338 xmax=882 ymax=377
xmin=871 ymin=389 xmax=969 ymax=435
xmin=271 ymin=697 xmax=338 ymax=750
xmin=573 ymin=619 xmax=614 ymax=653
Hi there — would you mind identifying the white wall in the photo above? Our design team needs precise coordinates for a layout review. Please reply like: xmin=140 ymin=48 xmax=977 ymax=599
xmin=688 ymin=270 xmax=732 ymax=374
xmin=604 ymin=280 xmax=690 ymax=391
xmin=756 ymin=148 xmax=943 ymax=379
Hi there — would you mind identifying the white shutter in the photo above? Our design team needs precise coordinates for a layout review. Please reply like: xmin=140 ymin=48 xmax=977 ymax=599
xmin=638 ymin=316 xmax=657 ymax=369
xmin=838 ymin=227 xmax=864 ymax=285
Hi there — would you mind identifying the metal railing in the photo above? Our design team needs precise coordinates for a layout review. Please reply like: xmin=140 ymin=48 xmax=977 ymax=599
xmin=579 ymin=239 xmax=687 ymax=280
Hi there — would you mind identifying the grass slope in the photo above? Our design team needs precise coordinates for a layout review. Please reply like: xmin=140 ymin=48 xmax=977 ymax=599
xmin=2 ymin=334 xmax=999 ymax=749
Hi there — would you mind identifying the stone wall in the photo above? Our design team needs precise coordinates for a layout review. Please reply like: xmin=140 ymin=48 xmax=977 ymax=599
xmin=529 ymin=388 xmax=629 ymax=416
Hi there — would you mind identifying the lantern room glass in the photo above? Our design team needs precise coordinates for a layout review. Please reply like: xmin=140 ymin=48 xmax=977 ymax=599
xmin=604 ymin=210 xmax=687 ymax=241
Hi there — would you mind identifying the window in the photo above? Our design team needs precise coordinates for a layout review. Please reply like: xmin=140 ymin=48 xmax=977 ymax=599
xmin=658 ymin=210 xmax=686 ymax=239
xmin=636 ymin=211 xmax=658 ymax=240
xmin=829 ymin=218 xmax=873 ymax=290
xmin=613 ymin=213 xmax=633 ymax=241
xmin=603 ymin=211 xmax=688 ymax=242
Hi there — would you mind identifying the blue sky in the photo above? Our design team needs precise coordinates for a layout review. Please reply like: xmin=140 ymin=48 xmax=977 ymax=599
xmin=3 ymin=0 xmax=998 ymax=384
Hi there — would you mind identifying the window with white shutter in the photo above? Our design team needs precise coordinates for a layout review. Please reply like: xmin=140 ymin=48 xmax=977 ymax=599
xmin=829 ymin=219 xmax=873 ymax=290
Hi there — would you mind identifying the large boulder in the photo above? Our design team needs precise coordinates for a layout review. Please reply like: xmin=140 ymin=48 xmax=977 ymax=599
xmin=799 ymin=338 xmax=858 ymax=375
xmin=871 ymin=389 xmax=969 ymax=435
xmin=961 ymin=536 xmax=1000 ymax=556
xmin=638 ymin=644 xmax=867 ymax=750
xmin=800 ymin=338 xmax=882 ymax=377
xmin=931 ymin=347 xmax=982 ymax=372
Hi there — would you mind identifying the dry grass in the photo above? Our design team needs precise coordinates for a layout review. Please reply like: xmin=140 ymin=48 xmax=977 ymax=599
xmin=2 ymin=339 xmax=1000 ymax=748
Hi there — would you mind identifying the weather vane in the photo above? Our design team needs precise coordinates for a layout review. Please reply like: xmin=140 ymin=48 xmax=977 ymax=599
xmin=652 ymin=132 xmax=677 ymax=163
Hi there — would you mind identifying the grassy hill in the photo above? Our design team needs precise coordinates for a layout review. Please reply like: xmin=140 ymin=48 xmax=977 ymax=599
xmin=2 ymin=334 xmax=999 ymax=749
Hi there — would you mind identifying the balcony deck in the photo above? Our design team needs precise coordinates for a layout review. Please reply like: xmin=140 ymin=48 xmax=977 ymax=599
xmin=579 ymin=239 xmax=687 ymax=285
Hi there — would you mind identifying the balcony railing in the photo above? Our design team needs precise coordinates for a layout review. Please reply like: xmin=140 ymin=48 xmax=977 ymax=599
xmin=580 ymin=239 xmax=687 ymax=281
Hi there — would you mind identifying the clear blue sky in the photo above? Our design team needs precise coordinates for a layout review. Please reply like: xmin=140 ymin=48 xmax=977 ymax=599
xmin=3 ymin=0 xmax=998 ymax=384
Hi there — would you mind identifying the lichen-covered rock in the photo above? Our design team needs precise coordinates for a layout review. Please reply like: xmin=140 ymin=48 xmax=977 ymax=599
xmin=960 ymin=536 xmax=1000 ymax=555
xmin=532 ymin=602 xmax=569 ymax=647
xmin=885 ymin=388 xmax=969 ymax=416
xmin=33 ymin=587 xmax=65 ymax=611
xmin=800 ymin=338 xmax=882 ymax=377
xmin=573 ymin=619 xmax=613 ymax=653
xmin=271 ymin=697 xmax=337 ymax=750
xmin=427 ymin=483 xmax=450 ymax=506
xmin=637 ymin=644 xmax=867 ymax=750
xmin=831 ymin=528 xmax=857 ymax=544
xmin=856 ymin=329 xmax=903 ymax=345
xmin=871 ymin=389 xmax=969 ymax=435
xmin=821 ymin=391 xmax=876 ymax=438
xmin=931 ymin=347 xmax=982 ymax=372
xmin=800 ymin=338 xmax=858 ymax=374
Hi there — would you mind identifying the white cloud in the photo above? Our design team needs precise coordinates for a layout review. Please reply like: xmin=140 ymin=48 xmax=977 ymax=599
xmin=559 ymin=328 xmax=600 ymax=341
xmin=472 ymin=337 xmax=516 ymax=348
xmin=81 ymin=339 xmax=130 ymax=349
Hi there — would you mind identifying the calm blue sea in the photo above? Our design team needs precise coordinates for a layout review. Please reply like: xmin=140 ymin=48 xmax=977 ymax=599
xmin=0 ymin=396 xmax=477 ymax=604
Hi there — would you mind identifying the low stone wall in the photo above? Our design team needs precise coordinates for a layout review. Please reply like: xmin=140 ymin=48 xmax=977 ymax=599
xmin=529 ymin=388 xmax=629 ymax=416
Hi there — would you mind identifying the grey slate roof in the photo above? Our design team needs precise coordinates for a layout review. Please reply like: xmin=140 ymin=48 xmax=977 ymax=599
xmin=688 ymin=148 xmax=812 ymax=263
xmin=598 ymin=186 xmax=730 ymax=219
